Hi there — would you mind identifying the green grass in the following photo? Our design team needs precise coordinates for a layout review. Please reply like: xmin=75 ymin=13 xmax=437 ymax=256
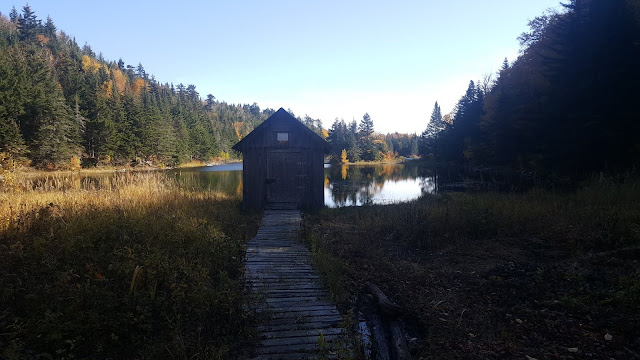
xmin=0 ymin=172 xmax=261 ymax=359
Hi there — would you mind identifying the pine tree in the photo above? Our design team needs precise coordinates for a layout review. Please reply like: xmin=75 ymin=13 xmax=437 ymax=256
xmin=420 ymin=101 xmax=445 ymax=156
xmin=410 ymin=137 xmax=418 ymax=156
xmin=358 ymin=113 xmax=377 ymax=161
xmin=358 ymin=113 xmax=374 ymax=138
xmin=44 ymin=16 xmax=56 ymax=38
xmin=346 ymin=120 xmax=361 ymax=162
xmin=327 ymin=118 xmax=350 ymax=161
xmin=33 ymin=93 xmax=82 ymax=167
xmin=501 ymin=57 xmax=509 ymax=70
xmin=206 ymin=94 xmax=215 ymax=109
xmin=0 ymin=47 xmax=27 ymax=157
xmin=17 ymin=5 xmax=40 ymax=42
xmin=9 ymin=6 xmax=18 ymax=23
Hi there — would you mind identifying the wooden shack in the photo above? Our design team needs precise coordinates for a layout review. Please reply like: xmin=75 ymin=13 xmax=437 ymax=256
xmin=232 ymin=108 xmax=330 ymax=210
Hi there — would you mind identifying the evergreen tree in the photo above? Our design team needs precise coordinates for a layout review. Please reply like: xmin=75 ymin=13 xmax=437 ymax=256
xmin=43 ymin=16 xmax=55 ymax=38
xmin=346 ymin=120 xmax=361 ymax=162
xmin=501 ymin=57 xmax=509 ymax=71
xmin=410 ymin=137 xmax=418 ymax=156
xmin=17 ymin=5 xmax=40 ymax=42
xmin=327 ymin=118 xmax=350 ymax=161
xmin=358 ymin=113 xmax=377 ymax=161
xmin=420 ymin=101 xmax=445 ymax=156
xmin=9 ymin=6 xmax=18 ymax=23
xmin=206 ymin=94 xmax=215 ymax=109
xmin=0 ymin=46 xmax=27 ymax=157
xmin=358 ymin=113 xmax=374 ymax=138
xmin=33 ymin=92 xmax=82 ymax=167
xmin=437 ymin=81 xmax=484 ymax=164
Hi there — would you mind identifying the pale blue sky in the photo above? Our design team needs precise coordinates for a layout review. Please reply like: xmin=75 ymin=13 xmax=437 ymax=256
xmin=6 ymin=1 xmax=561 ymax=133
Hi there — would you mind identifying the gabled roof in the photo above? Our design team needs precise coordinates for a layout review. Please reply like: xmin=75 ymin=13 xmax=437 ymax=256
xmin=232 ymin=108 xmax=330 ymax=152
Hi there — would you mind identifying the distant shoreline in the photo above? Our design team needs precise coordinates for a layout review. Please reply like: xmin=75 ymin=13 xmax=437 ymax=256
xmin=328 ymin=157 xmax=421 ymax=166
xmin=8 ymin=159 xmax=244 ymax=177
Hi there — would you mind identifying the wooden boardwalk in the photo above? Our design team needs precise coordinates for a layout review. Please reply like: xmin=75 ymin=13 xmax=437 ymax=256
xmin=245 ymin=210 xmax=348 ymax=359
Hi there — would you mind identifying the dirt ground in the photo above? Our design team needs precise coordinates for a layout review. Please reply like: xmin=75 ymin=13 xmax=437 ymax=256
xmin=303 ymin=218 xmax=640 ymax=359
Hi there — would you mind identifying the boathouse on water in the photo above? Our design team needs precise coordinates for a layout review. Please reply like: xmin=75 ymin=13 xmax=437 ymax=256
xmin=232 ymin=108 xmax=330 ymax=210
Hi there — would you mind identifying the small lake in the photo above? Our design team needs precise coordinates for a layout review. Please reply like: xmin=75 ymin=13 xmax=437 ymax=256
xmin=172 ymin=162 xmax=437 ymax=207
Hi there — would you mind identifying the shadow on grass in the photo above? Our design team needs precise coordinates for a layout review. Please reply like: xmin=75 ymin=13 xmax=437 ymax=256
xmin=302 ymin=177 xmax=640 ymax=359
xmin=0 ymin=172 xmax=262 ymax=359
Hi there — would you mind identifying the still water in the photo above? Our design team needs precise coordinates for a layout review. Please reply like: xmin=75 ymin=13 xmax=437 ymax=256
xmin=172 ymin=162 xmax=437 ymax=207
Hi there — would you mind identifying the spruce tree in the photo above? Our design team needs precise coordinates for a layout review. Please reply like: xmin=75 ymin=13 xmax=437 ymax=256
xmin=358 ymin=113 xmax=377 ymax=161
xmin=17 ymin=5 xmax=40 ymax=42
xmin=420 ymin=101 xmax=445 ymax=157
xmin=0 ymin=47 xmax=27 ymax=157
xmin=9 ymin=6 xmax=18 ymax=23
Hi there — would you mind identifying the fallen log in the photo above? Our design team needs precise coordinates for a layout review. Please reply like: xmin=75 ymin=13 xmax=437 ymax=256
xmin=364 ymin=282 xmax=405 ymax=317
xmin=390 ymin=320 xmax=411 ymax=360
xmin=369 ymin=313 xmax=391 ymax=360
xmin=363 ymin=282 xmax=411 ymax=360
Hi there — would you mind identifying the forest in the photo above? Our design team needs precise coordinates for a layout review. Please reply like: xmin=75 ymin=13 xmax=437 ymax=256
xmin=0 ymin=5 xmax=324 ymax=169
xmin=327 ymin=115 xmax=419 ymax=162
xmin=418 ymin=0 xmax=640 ymax=180
xmin=2 ymin=1 xmax=639 ymax=176
xmin=0 ymin=5 xmax=420 ymax=171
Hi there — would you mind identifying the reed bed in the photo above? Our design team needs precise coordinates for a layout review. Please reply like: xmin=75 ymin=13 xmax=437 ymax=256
xmin=0 ymin=171 xmax=261 ymax=359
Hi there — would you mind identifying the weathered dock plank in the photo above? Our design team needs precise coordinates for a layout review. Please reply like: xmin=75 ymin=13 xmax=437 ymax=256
xmin=261 ymin=327 xmax=345 ymax=339
xmin=245 ymin=210 xmax=349 ymax=359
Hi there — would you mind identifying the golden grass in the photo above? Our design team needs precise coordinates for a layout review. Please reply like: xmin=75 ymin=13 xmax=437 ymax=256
xmin=0 ymin=171 xmax=261 ymax=359
xmin=176 ymin=160 xmax=207 ymax=168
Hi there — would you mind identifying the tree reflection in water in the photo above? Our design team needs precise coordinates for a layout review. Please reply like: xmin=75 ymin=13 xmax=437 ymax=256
xmin=170 ymin=166 xmax=243 ymax=195
xmin=27 ymin=163 xmax=439 ymax=207
xmin=324 ymin=163 xmax=436 ymax=207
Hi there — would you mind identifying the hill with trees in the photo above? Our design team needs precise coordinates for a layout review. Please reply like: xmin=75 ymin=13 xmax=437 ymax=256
xmin=420 ymin=0 xmax=640 ymax=180
xmin=0 ymin=5 xmax=280 ymax=169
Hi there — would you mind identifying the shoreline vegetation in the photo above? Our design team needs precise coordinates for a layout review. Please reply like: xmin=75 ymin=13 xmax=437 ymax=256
xmin=0 ymin=171 xmax=262 ymax=359
xmin=328 ymin=156 xmax=420 ymax=166
xmin=1 ymin=158 xmax=242 ymax=177
xmin=302 ymin=176 xmax=640 ymax=359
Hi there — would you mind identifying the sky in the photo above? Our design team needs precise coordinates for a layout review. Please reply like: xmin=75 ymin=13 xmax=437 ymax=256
xmin=5 ymin=1 xmax=562 ymax=134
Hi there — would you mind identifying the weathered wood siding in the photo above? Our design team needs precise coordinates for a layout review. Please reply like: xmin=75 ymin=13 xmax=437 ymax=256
xmin=234 ymin=109 xmax=329 ymax=210
xmin=242 ymin=149 xmax=268 ymax=210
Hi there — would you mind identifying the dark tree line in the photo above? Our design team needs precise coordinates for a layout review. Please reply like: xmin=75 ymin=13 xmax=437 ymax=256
xmin=420 ymin=0 xmax=640 ymax=179
xmin=327 ymin=114 xmax=418 ymax=163
xmin=0 ymin=5 xmax=274 ymax=169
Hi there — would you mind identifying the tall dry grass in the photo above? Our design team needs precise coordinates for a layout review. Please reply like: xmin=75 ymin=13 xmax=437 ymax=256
xmin=310 ymin=177 xmax=640 ymax=253
xmin=302 ymin=177 xmax=640 ymax=358
xmin=0 ymin=171 xmax=261 ymax=359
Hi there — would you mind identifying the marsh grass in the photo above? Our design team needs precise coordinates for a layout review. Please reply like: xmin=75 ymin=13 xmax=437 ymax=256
xmin=0 ymin=171 xmax=261 ymax=359
xmin=313 ymin=176 xmax=640 ymax=253
xmin=302 ymin=177 xmax=640 ymax=358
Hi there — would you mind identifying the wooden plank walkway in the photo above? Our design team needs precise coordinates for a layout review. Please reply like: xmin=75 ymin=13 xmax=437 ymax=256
xmin=246 ymin=210 xmax=348 ymax=359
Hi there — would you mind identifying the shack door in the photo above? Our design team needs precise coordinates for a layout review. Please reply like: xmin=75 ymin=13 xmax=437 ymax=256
xmin=266 ymin=151 xmax=302 ymax=206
